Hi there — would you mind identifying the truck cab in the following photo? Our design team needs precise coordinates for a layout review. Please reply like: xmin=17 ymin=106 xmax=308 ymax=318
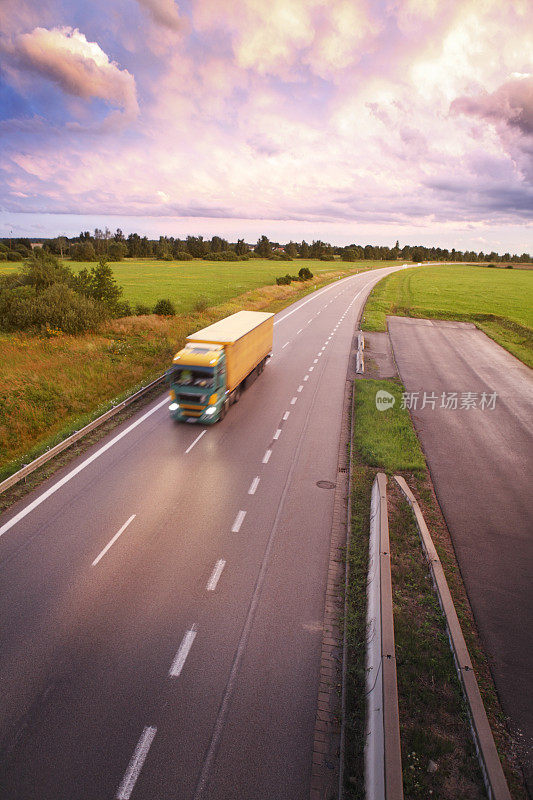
xmin=167 ymin=343 xmax=228 ymax=424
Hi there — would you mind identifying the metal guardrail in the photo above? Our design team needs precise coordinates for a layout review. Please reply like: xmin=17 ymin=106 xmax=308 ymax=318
xmin=365 ymin=473 xmax=404 ymax=800
xmin=0 ymin=374 xmax=167 ymax=496
xmin=394 ymin=476 xmax=512 ymax=800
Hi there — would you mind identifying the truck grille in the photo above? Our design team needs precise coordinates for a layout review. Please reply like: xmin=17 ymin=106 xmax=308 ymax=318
xmin=178 ymin=393 xmax=206 ymax=404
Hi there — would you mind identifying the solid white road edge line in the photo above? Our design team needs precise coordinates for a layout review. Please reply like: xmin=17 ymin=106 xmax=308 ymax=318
xmin=248 ymin=476 xmax=260 ymax=495
xmin=185 ymin=429 xmax=206 ymax=454
xmin=116 ymin=726 xmax=157 ymax=800
xmin=169 ymin=626 xmax=197 ymax=677
xmin=0 ymin=398 xmax=168 ymax=540
xmin=231 ymin=510 xmax=246 ymax=533
xmin=206 ymin=560 xmax=226 ymax=591
xmin=273 ymin=276 xmax=358 ymax=326
xmin=92 ymin=514 xmax=136 ymax=567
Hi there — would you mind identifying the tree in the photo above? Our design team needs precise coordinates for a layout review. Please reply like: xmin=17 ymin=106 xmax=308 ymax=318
xmin=74 ymin=259 xmax=122 ymax=309
xmin=285 ymin=241 xmax=298 ymax=257
xmin=70 ymin=242 xmax=97 ymax=261
xmin=235 ymin=239 xmax=249 ymax=255
xmin=255 ymin=235 xmax=272 ymax=257
xmin=299 ymin=240 xmax=310 ymax=258
xmin=20 ymin=249 xmax=74 ymax=289
xmin=108 ymin=241 xmax=127 ymax=261
xmin=210 ymin=236 xmax=228 ymax=253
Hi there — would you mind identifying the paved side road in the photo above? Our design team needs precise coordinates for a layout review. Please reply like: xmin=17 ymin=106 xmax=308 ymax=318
xmin=387 ymin=316 xmax=533 ymax=793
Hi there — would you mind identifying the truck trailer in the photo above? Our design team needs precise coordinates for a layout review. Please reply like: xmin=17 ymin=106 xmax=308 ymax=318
xmin=166 ymin=310 xmax=274 ymax=423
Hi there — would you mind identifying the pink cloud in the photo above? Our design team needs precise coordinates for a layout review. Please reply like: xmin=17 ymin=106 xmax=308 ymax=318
xmin=1 ymin=26 xmax=138 ymax=121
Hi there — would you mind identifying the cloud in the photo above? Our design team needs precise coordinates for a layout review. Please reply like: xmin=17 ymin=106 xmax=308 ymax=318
xmin=135 ymin=0 xmax=181 ymax=30
xmin=192 ymin=0 xmax=379 ymax=79
xmin=451 ymin=75 xmax=533 ymax=136
xmin=1 ymin=26 xmax=138 ymax=123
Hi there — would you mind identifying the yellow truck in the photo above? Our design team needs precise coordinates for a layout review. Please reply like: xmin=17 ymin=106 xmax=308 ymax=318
xmin=166 ymin=310 xmax=274 ymax=423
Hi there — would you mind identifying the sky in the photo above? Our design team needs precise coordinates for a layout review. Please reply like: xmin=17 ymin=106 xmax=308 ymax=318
xmin=0 ymin=0 xmax=532 ymax=253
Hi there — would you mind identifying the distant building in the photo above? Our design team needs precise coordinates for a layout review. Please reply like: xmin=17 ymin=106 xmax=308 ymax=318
xmin=30 ymin=242 xmax=43 ymax=249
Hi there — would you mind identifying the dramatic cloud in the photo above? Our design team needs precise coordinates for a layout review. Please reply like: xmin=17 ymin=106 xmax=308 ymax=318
xmin=452 ymin=75 xmax=533 ymax=136
xmin=0 ymin=0 xmax=531 ymax=250
xmin=1 ymin=26 xmax=138 ymax=122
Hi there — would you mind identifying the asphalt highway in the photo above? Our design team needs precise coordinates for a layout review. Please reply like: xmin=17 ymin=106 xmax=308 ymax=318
xmin=0 ymin=266 xmax=408 ymax=800
xmin=388 ymin=316 xmax=533 ymax=793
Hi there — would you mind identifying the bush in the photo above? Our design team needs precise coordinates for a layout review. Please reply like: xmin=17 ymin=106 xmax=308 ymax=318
xmin=0 ymin=282 xmax=105 ymax=333
xmin=203 ymin=251 xmax=240 ymax=261
xmin=276 ymin=275 xmax=292 ymax=285
xmin=320 ymin=254 xmax=335 ymax=261
xmin=175 ymin=251 xmax=194 ymax=260
xmin=73 ymin=259 xmax=122 ymax=309
xmin=506 ymin=264 xmax=513 ymax=269
xmin=298 ymin=267 xmax=314 ymax=280
xmin=6 ymin=250 xmax=24 ymax=261
xmin=193 ymin=296 xmax=210 ymax=312
xmin=115 ymin=300 xmax=133 ymax=317
xmin=154 ymin=298 xmax=176 ymax=316
xmin=135 ymin=302 xmax=152 ymax=315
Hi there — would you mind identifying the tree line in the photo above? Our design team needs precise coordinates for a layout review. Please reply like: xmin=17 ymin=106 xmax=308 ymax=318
xmin=1 ymin=232 xmax=531 ymax=265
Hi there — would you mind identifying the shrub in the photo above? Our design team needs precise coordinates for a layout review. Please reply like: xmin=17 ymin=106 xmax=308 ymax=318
xmin=203 ymin=251 xmax=240 ymax=261
xmin=298 ymin=267 xmax=314 ymax=280
xmin=175 ymin=251 xmax=194 ymax=260
xmin=0 ymin=282 xmax=105 ymax=333
xmin=6 ymin=250 xmax=24 ymax=261
xmin=506 ymin=264 xmax=513 ymax=269
xmin=154 ymin=298 xmax=176 ymax=315
xmin=320 ymin=254 xmax=335 ymax=261
xmin=276 ymin=275 xmax=292 ymax=285
xmin=73 ymin=259 xmax=122 ymax=309
xmin=193 ymin=296 xmax=210 ymax=312
xmin=135 ymin=302 xmax=152 ymax=316
xmin=115 ymin=300 xmax=133 ymax=317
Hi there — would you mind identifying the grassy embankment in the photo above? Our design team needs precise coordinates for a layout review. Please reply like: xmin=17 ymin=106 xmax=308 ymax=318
xmin=362 ymin=263 xmax=533 ymax=367
xmin=0 ymin=259 xmax=389 ymax=480
xmin=344 ymin=380 xmax=525 ymax=799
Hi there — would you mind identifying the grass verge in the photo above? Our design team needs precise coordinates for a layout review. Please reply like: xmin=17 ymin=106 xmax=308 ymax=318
xmin=362 ymin=265 xmax=533 ymax=368
xmin=344 ymin=378 xmax=525 ymax=799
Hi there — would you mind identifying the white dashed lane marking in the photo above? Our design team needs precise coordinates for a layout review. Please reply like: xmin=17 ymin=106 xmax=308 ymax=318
xmin=248 ymin=477 xmax=260 ymax=495
xmin=231 ymin=510 xmax=246 ymax=533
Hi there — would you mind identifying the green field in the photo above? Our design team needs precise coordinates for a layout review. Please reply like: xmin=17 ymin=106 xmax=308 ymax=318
xmin=0 ymin=257 xmax=385 ymax=312
xmin=362 ymin=264 xmax=533 ymax=367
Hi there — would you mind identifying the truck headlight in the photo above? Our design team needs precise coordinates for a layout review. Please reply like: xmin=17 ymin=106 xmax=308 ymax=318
xmin=169 ymin=402 xmax=179 ymax=411
xmin=204 ymin=407 xmax=216 ymax=416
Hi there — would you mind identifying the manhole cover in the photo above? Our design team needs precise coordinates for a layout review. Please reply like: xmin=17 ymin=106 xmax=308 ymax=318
xmin=316 ymin=480 xmax=336 ymax=489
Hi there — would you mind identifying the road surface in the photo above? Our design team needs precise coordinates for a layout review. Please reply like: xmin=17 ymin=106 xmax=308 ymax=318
xmin=388 ymin=316 xmax=533 ymax=793
xmin=0 ymin=266 xmax=406 ymax=800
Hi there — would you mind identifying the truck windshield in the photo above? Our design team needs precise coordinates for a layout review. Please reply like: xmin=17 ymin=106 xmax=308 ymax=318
xmin=173 ymin=367 xmax=215 ymax=388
